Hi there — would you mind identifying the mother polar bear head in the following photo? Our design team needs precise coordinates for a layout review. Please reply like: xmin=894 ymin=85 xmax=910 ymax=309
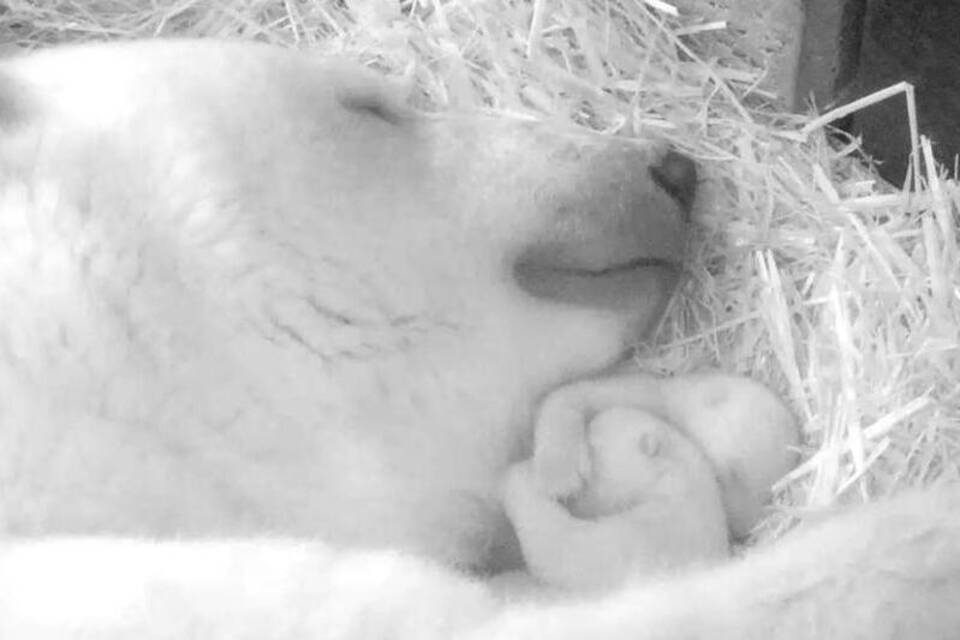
xmin=0 ymin=39 xmax=695 ymax=571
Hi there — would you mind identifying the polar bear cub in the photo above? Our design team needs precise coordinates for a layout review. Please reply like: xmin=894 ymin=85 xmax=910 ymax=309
xmin=504 ymin=406 xmax=729 ymax=592
xmin=502 ymin=372 xmax=799 ymax=593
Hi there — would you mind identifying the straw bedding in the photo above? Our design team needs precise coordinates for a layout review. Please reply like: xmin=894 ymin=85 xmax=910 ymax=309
xmin=2 ymin=0 xmax=958 ymax=545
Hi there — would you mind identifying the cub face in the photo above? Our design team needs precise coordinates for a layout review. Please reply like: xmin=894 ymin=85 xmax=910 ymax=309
xmin=0 ymin=39 xmax=694 ymax=570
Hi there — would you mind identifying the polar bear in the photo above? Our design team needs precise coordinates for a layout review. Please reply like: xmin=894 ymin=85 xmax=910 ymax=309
xmin=503 ymin=407 xmax=730 ymax=593
xmin=531 ymin=371 xmax=802 ymax=540
xmin=500 ymin=372 xmax=798 ymax=594
xmin=0 ymin=38 xmax=689 ymax=564
xmin=0 ymin=39 xmax=958 ymax=639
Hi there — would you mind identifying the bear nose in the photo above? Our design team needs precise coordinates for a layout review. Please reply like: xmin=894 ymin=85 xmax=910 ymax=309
xmin=648 ymin=150 xmax=698 ymax=218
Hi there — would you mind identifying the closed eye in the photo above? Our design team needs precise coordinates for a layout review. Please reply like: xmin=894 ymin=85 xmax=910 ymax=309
xmin=337 ymin=84 xmax=411 ymax=125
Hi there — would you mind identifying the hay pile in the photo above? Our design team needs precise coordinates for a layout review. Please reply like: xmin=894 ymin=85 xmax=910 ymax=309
xmin=3 ymin=0 xmax=958 ymax=543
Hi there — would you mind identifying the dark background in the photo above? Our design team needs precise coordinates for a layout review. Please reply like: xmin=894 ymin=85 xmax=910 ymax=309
xmin=812 ymin=0 xmax=960 ymax=186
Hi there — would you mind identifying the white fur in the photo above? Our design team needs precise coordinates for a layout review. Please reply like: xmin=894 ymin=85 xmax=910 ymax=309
xmin=0 ymin=40 xmax=681 ymax=566
xmin=532 ymin=371 xmax=801 ymax=538
xmin=503 ymin=407 xmax=729 ymax=592
xmin=1 ymin=39 xmax=959 ymax=639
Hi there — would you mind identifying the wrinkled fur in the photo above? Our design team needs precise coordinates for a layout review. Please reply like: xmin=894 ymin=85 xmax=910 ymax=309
xmin=1 ymin=40 xmax=958 ymax=638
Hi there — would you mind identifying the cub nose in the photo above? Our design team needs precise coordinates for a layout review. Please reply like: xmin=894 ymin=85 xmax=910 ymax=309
xmin=648 ymin=150 xmax=698 ymax=217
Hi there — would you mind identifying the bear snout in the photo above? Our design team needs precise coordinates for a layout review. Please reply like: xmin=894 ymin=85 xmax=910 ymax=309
xmin=512 ymin=141 xmax=692 ymax=320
